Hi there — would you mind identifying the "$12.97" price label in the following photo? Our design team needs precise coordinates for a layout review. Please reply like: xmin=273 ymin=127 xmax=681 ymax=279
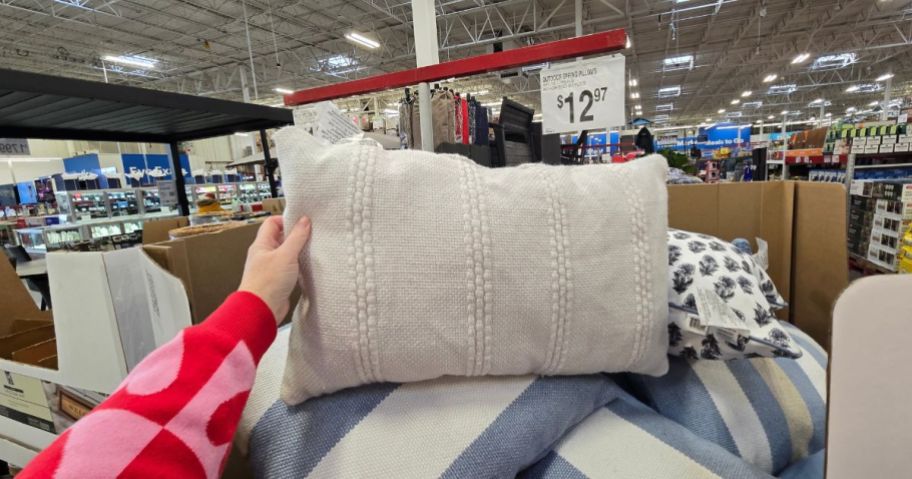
xmin=556 ymin=88 xmax=609 ymax=124
xmin=540 ymin=55 xmax=625 ymax=135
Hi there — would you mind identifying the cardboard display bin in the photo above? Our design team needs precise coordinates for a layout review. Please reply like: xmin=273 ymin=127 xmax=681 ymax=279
xmin=669 ymin=181 xmax=849 ymax=350
xmin=0 ymin=248 xmax=192 ymax=468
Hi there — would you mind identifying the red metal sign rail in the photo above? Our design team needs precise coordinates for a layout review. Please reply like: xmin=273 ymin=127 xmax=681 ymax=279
xmin=284 ymin=29 xmax=627 ymax=106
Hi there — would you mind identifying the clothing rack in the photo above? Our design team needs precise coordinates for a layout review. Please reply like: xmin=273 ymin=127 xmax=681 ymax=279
xmin=281 ymin=30 xmax=627 ymax=153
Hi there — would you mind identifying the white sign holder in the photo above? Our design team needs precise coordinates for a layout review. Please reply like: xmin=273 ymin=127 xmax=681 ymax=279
xmin=540 ymin=55 xmax=626 ymax=135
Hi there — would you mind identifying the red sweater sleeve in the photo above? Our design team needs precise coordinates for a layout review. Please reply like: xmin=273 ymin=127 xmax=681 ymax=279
xmin=18 ymin=291 xmax=277 ymax=479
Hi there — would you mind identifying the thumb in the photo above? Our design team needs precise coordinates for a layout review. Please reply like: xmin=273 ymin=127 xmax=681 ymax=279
xmin=279 ymin=216 xmax=312 ymax=258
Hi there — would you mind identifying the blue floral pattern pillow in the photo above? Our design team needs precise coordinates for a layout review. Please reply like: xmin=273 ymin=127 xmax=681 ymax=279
xmin=666 ymin=229 xmax=801 ymax=360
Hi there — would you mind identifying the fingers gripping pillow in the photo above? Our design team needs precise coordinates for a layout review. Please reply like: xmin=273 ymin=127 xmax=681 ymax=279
xmin=275 ymin=128 xmax=670 ymax=404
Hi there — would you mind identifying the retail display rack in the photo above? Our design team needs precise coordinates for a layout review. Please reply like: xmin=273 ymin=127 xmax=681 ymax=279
xmin=0 ymin=68 xmax=293 ymax=215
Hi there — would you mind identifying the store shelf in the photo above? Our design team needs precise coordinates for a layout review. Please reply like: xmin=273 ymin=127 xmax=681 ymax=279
xmin=784 ymin=152 xmax=848 ymax=166
xmin=854 ymin=163 xmax=912 ymax=170
xmin=284 ymin=30 xmax=627 ymax=105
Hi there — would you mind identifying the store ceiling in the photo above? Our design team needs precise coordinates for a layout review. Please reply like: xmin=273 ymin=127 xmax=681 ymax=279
xmin=1 ymin=0 xmax=911 ymax=128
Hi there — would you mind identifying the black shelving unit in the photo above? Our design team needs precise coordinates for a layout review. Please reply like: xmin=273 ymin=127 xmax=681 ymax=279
xmin=0 ymin=68 xmax=293 ymax=215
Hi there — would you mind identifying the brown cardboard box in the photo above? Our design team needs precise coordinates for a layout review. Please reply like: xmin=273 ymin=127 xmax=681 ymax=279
xmin=11 ymin=339 xmax=57 ymax=367
xmin=669 ymin=181 xmax=848 ymax=351
xmin=143 ymin=222 xmax=260 ymax=324
xmin=142 ymin=216 xmax=190 ymax=245
xmin=141 ymin=218 xmax=298 ymax=325
xmin=261 ymin=198 xmax=286 ymax=215
xmin=0 ymin=258 xmax=55 ymax=361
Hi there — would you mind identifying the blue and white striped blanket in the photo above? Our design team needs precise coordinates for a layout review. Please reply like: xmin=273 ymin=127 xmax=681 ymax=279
xmin=238 ymin=322 xmax=827 ymax=478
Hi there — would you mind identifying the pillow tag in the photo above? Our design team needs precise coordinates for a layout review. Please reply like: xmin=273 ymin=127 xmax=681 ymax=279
xmin=754 ymin=238 xmax=770 ymax=271
xmin=693 ymin=288 xmax=751 ymax=334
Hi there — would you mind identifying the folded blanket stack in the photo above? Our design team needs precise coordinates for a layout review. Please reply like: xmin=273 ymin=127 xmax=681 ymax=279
xmin=239 ymin=322 xmax=828 ymax=478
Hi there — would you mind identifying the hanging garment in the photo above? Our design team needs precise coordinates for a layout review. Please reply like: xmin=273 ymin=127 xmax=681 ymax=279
xmin=431 ymin=90 xmax=455 ymax=148
xmin=475 ymin=106 xmax=490 ymax=146
xmin=398 ymin=100 xmax=411 ymax=149
xmin=635 ymin=126 xmax=655 ymax=154
xmin=468 ymin=99 xmax=477 ymax=145
xmin=461 ymin=98 xmax=471 ymax=145
xmin=454 ymin=95 xmax=464 ymax=143
xmin=446 ymin=92 xmax=456 ymax=144
xmin=410 ymin=96 xmax=422 ymax=149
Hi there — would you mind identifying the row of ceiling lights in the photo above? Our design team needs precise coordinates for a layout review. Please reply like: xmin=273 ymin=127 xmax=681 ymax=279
xmin=629 ymin=51 xmax=898 ymax=126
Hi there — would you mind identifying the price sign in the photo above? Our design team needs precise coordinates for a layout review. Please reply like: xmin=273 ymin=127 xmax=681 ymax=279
xmin=157 ymin=180 xmax=179 ymax=208
xmin=540 ymin=55 xmax=625 ymax=134
xmin=0 ymin=138 xmax=30 ymax=156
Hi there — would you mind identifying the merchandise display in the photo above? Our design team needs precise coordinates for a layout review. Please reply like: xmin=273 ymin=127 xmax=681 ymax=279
xmin=3 ymin=0 xmax=912 ymax=476
xmin=276 ymin=128 xmax=670 ymax=404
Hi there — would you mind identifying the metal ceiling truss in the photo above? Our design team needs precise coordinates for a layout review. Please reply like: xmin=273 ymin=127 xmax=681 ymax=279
xmin=0 ymin=0 xmax=910 ymax=125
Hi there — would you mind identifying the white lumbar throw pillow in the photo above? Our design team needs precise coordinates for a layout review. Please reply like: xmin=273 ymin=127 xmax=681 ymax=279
xmin=275 ymin=127 xmax=670 ymax=405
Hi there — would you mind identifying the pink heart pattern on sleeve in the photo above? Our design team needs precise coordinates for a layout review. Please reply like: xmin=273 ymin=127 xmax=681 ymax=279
xmin=17 ymin=292 xmax=278 ymax=479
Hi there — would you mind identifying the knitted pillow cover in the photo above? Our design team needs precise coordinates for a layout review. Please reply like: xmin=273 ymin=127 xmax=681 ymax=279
xmin=275 ymin=128 xmax=670 ymax=404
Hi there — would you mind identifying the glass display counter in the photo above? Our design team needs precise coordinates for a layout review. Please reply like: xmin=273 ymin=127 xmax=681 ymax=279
xmin=216 ymin=184 xmax=237 ymax=206
xmin=15 ymin=228 xmax=47 ymax=253
xmin=57 ymin=191 xmax=108 ymax=221
xmin=140 ymin=188 xmax=162 ymax=214
xmin=45 ymin=225 xmax=85 ymax=249
xmin=0 ymin=221 xmax=18 ymax=246
xmin=89 ymin=222 xmax=124 ymax=239
xmin=108 ymin=189 xmax=140 ymax=217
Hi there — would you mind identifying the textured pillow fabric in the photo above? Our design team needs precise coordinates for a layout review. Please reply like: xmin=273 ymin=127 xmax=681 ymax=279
xmin=626 ymin=321 xmax=828 ymax=476
xmin=666 ymin=229 xmax=800 ymax=359
xmin=240 ymin=328 xmax=626 ymax=478
xmin=275 ymin=128 xmax=670 ymax=404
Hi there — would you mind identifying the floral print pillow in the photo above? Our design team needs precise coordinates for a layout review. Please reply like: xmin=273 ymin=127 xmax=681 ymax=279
xmin=666 ymin=229 xmax=801 ymax=360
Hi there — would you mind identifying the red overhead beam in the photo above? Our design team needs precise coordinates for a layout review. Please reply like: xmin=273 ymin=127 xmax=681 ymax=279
xmin=284 ymin=29 xmax=627 ymax=106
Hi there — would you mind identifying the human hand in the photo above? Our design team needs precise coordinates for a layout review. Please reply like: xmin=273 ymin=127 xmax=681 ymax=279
xmin=239 ymin=216 xmax=312 ymax=324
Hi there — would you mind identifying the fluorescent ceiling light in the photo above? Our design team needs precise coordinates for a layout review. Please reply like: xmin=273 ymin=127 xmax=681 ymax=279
xmin=731 ymin=99 xmax=740 ymax=105
xmin=663 ymin=55 xmax=694 ymax=72
xmin=825 ymin=112 xmax=832 ymax=117
xmin=717 ymin=109 xmax=726 ymax=114
xmin=781 ymin=110 xmax=789 ymax=115
xmin=630 ymin=92 xmax=640 ymax=99
xmin=763 ymin=74 xmax=778 ymax=83
xmin=658 ymin=86 xmax=681 ymax=97
xmin=102 ymin=55 xmax=157 ymax=69
xmin=791 ymin=53 xmax=810 ymax=64
xmin=472 ymin=89 xmax=490 ymax=96
xmin=705 ymin=118 xmax=712 ymax=122
xmin=726 ymin=111 xmax=743 ymax=118
xmin=743 ymin=101 xmax=763 ymax=109
xmin=768 ymin=115 xmax=775 ymax=120
xmin=812 ymin=53 xmax=856 ymax=70
xmin=629 ymin=78 xmax=638 ymax=87
xmin=741 ymin=91 xmax=752 ymax=97
xmin=656 ymin=103 xmax=674 ymax=111
xmin=876 ymin=73 xmax=894 ymax=82
xmin=345 ymin=32 xmax=380 ymax=49
xmin=234 ymin=132 xmax=249 ymax=137
xmin=274 ymin=87 xmax=294 ymax=95
xmin=869 ymin=101 xmax=880 ymax=106
xmin=768 ymin=84 xmax=798 ymax=95
xmin=634 ymin=104 xmax=642 ymax=109
xmin=846 ymin=107 xmax=857 ymax=113
xmin=521 ymin=63 xmax=549 ymax=72
xmin=847 ymin=83 xmax=882 ymax=93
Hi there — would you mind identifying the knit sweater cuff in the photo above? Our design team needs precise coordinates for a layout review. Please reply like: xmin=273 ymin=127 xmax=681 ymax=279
xmin=205 ymin=291 xmax=277 ymax=361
